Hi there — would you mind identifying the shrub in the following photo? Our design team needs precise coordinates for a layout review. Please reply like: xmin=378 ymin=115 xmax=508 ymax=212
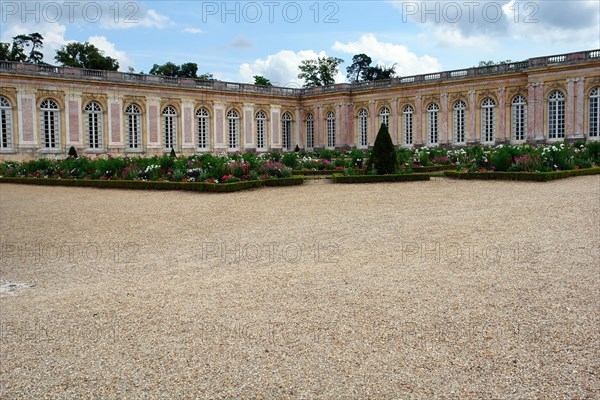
xmin=282 ymin=152 xmax=299 ymax=169
xmin=368 ymin=123 xmax=397 ymax=175
xmin=68 ymin=146 xmax=78 ymax=159
xmin=489 ymin=146 xmax=514 ymax=171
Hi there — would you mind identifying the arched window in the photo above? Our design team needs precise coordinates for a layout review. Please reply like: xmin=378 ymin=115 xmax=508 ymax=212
xmin=511 ymin=95 xmax=527 ymax=141
xmin=227 ymin=109 xmax=239 ymax=149
xmin=548 ymin=91 xmax=565 ymax=139
xmin=306 ymin=113 xmax=314 ymax=149
xmin=453 ymin=101 xmax=466 ymax=144
xmin=162 ymin=106 xmax=177 ymax=150
xmin=196 ymin=108 xmax=210 ymax=150
xmin=402 ymin=105 xmax=413 ymax=146
xmin=589 ymin=87 xmax=599 ymax=138
xmin=255 ymin=110 xmax=266 ymax=150
xmin=326 ymin=111 xmax=336 ymax=148
xmin=481 ymin=98 xmax=496 ymax=143
xmin=358 ymin=109 xmax=368 ymax=148
xmin=85 ymin=102 xmax=103 ymax=150
xmin=125 ymin=104 xmax=142 ymax=150
xmin=427 ymin=103 xmax=439 ymax=145
xmin=40 ymin=99 xmax=60 ymax=149
xmin=379 ymin=107 xmax=390 ymax=128
xmin=0 ymin=97 xmax=13 ymax=150
xmin=282 ymin=112 xmax=292 ymax=150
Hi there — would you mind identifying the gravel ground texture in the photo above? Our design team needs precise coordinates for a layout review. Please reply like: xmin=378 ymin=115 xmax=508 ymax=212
xmin=0 ymin=176 xmax=599 ymax=399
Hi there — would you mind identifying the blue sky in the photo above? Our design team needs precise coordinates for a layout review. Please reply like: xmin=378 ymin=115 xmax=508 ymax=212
xmin=1 ymin=1 xmax=599 ymax=85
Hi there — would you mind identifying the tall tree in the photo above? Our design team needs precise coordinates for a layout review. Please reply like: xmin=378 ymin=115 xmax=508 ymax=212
xmin=179 ymin=62 xmax=199 ymax=78
xmin=149 ymin=62 xmax=180 ymax=77
xmin=13 ymin=33 xmax=44 ymax=63
xmin=55 ymin=42 xmax=119 ymax=71
xmin=0 ymin=41 xmax=27 ymax=62
xmin=254 ymin=75 xmax=272 ymax=86
xmin=346 ymin=54 xmax=372 ymax=83
xmin=298 ymin=56 xmax=344 ymax=88
xmin=363 ymin=64 xmax=396 ymax=81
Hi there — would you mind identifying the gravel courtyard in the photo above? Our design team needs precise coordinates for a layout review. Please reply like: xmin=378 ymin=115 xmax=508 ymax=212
xmin=1 ymin=176 xmax=598 ymax=399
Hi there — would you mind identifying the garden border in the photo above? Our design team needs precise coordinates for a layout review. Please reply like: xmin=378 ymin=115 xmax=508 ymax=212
xmin=0 ymin=176 xmax=305 ymax=193
xmin=443 ymin=168 xmax=600 ymax=181
xmin=331 ymin=173 xmax=430 ymax=184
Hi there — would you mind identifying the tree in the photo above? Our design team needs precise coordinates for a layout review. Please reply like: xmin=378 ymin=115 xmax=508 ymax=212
xmin=346 ymin=53 xmax=372 ymax=83
xmin=477 ymin=60 xmax=512 ymax=67
xmin=55 ymin=42 xmax=119 ymax=71
xmin=368 ymin=123 xmax=397 ymax=175
xmin=363 ymin=64 xmax=396 ymax=81
xmin=298 ymin=56 xmax=344 ymax=88
xmin=150 ymin=62 xmax=180 ymax=77
xmin=13 ymin=33 xmax=44 ymax=63
xmin=254 ymin=75 xmax=272 ymax=86
xmin=0 ymin=41 xmax=27 ymax=62
xmin=179 ymin=62 xmax=198 ymax=78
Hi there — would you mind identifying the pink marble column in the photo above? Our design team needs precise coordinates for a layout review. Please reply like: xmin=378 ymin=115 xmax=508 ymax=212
xmin=535 ymin=83 xmax=545 ymax=141
xmin=527 ymin=84 xmax=536 ymax=141
xmin=68 ymin=98 xmax=80 ymax=144
xmin=368 ymin=101 xmax=376 ymax=143
xmin=20 ymin=96 xmax=35 ymax=143
xmin=215 ymin=108 xmax=224 ymax=146
xmin=244 ymin=107 xmax=253 ymax=146
xmin=497 ymin=87 xmax=506 ymax=143
xmin=110 ymin=102 xmax=121 ymax=144
xmin=415 ymin=96 xmax=422 ymax=145
xmin=148 ymin=104 xmax=159 ymax=144
xmin=575 ymin=78 xmax=585 ymax=138
xmin=468 ymin=91 xmax=476 ymax=144
xmin=316 ymin=106 xmax=323 ymax=147
xmin=183 ymin=105 xmax=193 ymax=146
xmin=566 ymin=79 xmax=575 ymax=138
xmin=441 ymin=93 xmax=448 ymax=145
xmin=346 ymin=103 xmax=355 ymax=146
xmin=391 ymin=98 xmax=398 ymax=145
xmin=271 ymin=108 xmax=280 ymax=145
xmin=296 ymin=108 xmax=304 ymax=147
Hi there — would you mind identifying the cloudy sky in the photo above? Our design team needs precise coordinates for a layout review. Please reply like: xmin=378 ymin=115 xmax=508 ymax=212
xmin=1 ymin=0 xmax=598 ymax=86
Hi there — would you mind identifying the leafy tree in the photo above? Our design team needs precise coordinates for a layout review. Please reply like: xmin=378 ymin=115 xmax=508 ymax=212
xmin=150 ymin=62 xmax=180 ymax=77
xmin=298 ymin=56 xmax=344 ymax=88
xmin=0 ymin=41 xmax=27 ymax=62
xmin=55 ymin=42 xmax=119 ymax=71
xmin=368 ymin=123 xmax=397 ymax=174
xmin=346 ymin=53 xmax=372 ymax=83
xmin=179 ymin=62 xmax=198 ymax=78
xmin=477 ymin=59 xmax=512 ymax=67
xmin=254 ymin=75 xmax=272 ymax=86
xmin=197 ymin=72 xmax=214 ymax=80
xmin=149 ymin=61 xmax=212 ymax=80
xmin=363 ymin=64 xmax=396 ymax=81
xmin=12 ymin=33 xmax=44 ymax=63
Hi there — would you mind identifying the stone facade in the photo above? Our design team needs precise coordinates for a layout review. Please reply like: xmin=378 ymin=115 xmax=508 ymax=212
xmin=1 ymin=50 xmax=599 ymax=161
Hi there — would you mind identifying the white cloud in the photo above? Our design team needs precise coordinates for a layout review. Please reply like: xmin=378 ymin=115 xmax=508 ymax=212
xmin=387 ymin=0 xmax=600 ymax=48
xmin=332 ymin=33 xmax=441 ymax=76
xmin=184 ymin=28 xmax=202 ymax=34
xmin=239 ymin=49 xmax=345 ymax=86
xmin=88 ymin=36 xmax=134 ymax=71
xmin=1 ymin=22 xmax=67 ymax=65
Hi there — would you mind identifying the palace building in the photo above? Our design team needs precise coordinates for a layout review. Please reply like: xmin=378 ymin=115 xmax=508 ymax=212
xmin=0 ymin=49 xmax=599 ymax=160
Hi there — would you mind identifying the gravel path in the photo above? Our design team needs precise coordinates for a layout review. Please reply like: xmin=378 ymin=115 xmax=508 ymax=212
xmin=1 ymin=177 xmax=599 ymax=399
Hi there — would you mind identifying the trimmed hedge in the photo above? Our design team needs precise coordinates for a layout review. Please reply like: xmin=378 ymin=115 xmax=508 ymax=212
xmin=331 ymin=173 xmax=430 ymax=184
xmin=412 ymin=165 xmax=465 ymax=173
xmin=444 ymin=167 xmax=600 ymax=181
xmin=292 ymin=170 xmax=336 ymax=176
xmin=0 ymin=175 xmax=305 ymax=192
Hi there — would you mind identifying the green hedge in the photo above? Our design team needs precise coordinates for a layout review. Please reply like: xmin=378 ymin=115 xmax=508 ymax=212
xmin=444 ymin=167 xmax=600 ymax=181
xmin=0 ymin=175 xmax=305 ymax=192
xmin=331 ymin=173 xmax=430 ymax=184
xmin=412 ymin=165 xmax=465 ymax=173
xmin=291 ymin=170 xmax=336 ymax=176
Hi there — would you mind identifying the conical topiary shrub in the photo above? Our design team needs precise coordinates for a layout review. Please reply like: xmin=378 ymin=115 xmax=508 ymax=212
xmin=68 ymin=146 xmax=78 ymax=159
xmin=368 ymin=123 xmax=397 ymax=174
xmin=170 ymin=147 xmax=177 ymax=158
